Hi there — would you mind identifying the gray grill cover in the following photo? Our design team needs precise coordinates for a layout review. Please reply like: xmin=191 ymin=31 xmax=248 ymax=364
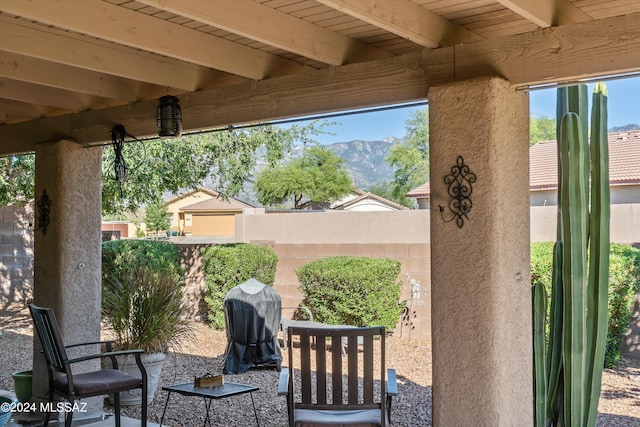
xmin=222 ymin=284 xmax=282 ymax=374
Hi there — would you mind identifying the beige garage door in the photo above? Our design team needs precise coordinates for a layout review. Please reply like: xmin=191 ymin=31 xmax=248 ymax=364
xmin=191 ymin=214 xmax=235 ymax=237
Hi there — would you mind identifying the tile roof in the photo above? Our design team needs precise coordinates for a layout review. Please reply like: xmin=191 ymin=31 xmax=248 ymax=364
xmin=180 ymin=195 xmax=253 ymax=212
xmin=531 ymin=131 xmax=640 ymax=191
xmin=331 ymin=189 xmax=409 ymax=211
xmin=406 ymin=182 xmax=430 ymax=198
xmin=163 ymin=187 xmax=221 ymax=205
xmin=408 ymin=131 xmax=640 ymax=198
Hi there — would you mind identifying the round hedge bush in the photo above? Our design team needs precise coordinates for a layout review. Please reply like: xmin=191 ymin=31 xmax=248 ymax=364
xmin=296 ymin=256 xmax=404 ymax=331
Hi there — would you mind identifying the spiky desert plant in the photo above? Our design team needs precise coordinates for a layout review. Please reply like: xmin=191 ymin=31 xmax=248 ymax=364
xmin=532 ymin=82 xmax=609 ymax=427
xmin=102 ymin=265 xmax=194 ymax=353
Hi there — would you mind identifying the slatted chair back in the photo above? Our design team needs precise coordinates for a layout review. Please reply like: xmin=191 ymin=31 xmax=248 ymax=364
xmin=30 ymin=305 xmax=70 ymax=374
xmin=286 ymin=326 xmax=387 ymax=425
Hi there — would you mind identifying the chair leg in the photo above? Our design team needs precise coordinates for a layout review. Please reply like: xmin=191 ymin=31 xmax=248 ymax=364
xmin=141 ymin=386 xmax=147 ymax=427
xmin=42 ymin=391 xmax=55 ymax=427
xmin=65 ymin=399 xmax=74 ymax=427
xmin=114 ymin=392 xmax=121 ymax=427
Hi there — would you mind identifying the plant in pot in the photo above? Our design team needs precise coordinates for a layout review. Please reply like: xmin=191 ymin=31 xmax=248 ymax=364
xmin=102 ymin=263 xmax=193 ymax=405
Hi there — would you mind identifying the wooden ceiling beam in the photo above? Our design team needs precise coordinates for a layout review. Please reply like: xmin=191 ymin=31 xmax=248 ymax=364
xmin=137 ymin=0 xmax=390 ymax=65
xmin=0 ymin=51 xmax=150 ymax=102
xmin=0 ymin=78 xmax=124 ymax=111
xmin=0 ymin=49 xmax=452 ymax=154
xmin=0 ymin=99 xmax=70 ymax=122
xmin=316 ymin=0 xmax=482 ymax=47
xmin=0 ymin=17 xmax=225 ymax=92
xmin=0 ymin=0 xmax=311 ymax=80
xmin=3 ymin=12 xmax=640 ymax=155
xmin=454 ymin=11 xmax=639 ymax=87
xmin=495 ymin=0 xmax=591 ymax=27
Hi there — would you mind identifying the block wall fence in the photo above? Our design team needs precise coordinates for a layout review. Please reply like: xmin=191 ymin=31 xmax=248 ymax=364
xmin=5 ymin=204 xmax=640 ymax=346
xmin=0 ymin=204 xmax=33 ymax=305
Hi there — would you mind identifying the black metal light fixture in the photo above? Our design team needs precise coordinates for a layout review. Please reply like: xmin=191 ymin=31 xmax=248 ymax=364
xmin=156 ymin=95 xmax=182 ymax=137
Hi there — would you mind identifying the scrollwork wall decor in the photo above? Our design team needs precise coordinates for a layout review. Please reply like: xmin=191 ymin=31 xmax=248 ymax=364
xmin=439 ymin=156 xmax=476 ymax=228
xmin=34 ymin=189 xmax=51 ymax=234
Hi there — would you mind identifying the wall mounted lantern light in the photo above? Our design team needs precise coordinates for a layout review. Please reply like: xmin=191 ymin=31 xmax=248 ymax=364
xmin=439 ymin=156 xmax=476 ymax=228
xmin=157 ymin=95 xmax=182 ymax=137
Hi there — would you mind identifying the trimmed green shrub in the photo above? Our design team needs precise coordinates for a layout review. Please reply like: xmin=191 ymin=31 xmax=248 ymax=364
xmin=296 ymin=256 xmax=404 ymax=331
xmin=102 ymin=239 xmax=183 ymax=285
xmin=607 ymin=244 xmax=640 ymax=366
xmin=531 ymin=241 xmax=640 ymax=367
xmin=202 ymin=243 xmax=278 ymax=329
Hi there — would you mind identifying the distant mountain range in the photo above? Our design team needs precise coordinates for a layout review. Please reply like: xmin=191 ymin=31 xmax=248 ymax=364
xmin=238 ymin=137 xmax=401 ymax=205
xmin=317 ymin=124 xmax=640 ymax=189
xmin=610 ymin=124 xmax=640 ymax=132
xmin=295 ymin=137 xmax=401 ymax=189
xmin=240 ymin=124 xmax=640 ymax=204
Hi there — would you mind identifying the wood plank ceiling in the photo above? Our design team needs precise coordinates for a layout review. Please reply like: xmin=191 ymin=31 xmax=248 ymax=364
xmin=1 ymin=0 xmax=640 ymax=152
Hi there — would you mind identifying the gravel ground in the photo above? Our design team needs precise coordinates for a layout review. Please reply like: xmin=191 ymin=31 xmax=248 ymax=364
xmin=1 ymin=303 xmax=639 ymax=426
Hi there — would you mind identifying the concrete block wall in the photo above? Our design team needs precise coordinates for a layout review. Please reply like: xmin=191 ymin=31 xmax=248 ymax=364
xmin=0 ymin=204 xmax=34 ymax=304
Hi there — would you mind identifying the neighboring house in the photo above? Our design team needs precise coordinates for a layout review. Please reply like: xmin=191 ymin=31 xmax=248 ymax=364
xmin=330 ymin=189 xmax=408 ymax=211
xmin=530 ymin=131 xmax=640 ymax=206
xmin=407 ymin=131 xmax=640 ymax=208
xmin=299 ymin=189 xmax=407 ymax=211
xmin=179 ymin=193 xmax=253 ymax=237
xmin=101 ymin=221 xmax=138 ymax=240
xmin=163 ymin=188 xmax=220 ymax=234
xmin=405 ymin=183 xmax=430 ymax=209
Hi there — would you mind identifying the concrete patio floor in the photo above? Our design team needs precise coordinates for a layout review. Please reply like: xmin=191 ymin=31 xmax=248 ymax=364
xmin=5 ymin=412 xmax=161 ymax=427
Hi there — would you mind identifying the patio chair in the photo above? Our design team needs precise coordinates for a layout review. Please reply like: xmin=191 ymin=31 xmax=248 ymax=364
xmin=28 ymin=304 xmax=147 ymax=427
xmin=278 ymin=326 xmax=397 ymax=427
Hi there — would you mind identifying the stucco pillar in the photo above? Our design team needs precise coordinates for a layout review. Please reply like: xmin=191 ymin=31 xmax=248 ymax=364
xmin=32 ymin=140 xmax=102 ymax=411
xmin=428 ymin=77 xmax=532 ymax=426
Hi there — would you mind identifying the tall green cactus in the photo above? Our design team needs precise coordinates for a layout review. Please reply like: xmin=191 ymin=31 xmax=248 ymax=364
xmin=532 ymin=83 xmax=610 ymax=427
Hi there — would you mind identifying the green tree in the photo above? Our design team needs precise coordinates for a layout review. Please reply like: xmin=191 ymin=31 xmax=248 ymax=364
xmin=368 ymin=182 xmax=415 ymax=209
xmin=102 ymin=122 xmax=329 ymax=215
xmin=0 ymin=155 xmax=35 ymax=206
xmin=144 ymin=199 xmax=170 ymax=237
xmin=530 ymin=114 xmax=556 ymax=145
xmin=255 ymin=146 xmax=353 ymax=209
xmin=0 ymin=120 xmax=329 ymax=212
xmin=380 ymin=107 xmax=429 ymax=207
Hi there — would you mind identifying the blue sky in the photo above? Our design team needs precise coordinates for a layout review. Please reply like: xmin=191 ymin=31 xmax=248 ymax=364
xmin=287 ymin=77 xmax=640 ymax=144
xmin=530 ymin=77 xmax=640 ymax=128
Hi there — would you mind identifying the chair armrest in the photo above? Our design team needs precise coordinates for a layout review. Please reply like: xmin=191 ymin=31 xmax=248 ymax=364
xmin=65 ymin=340 xmax=115 ymax=350
xmin=282 ymin=306 xmax=313 ymax=322
xmin=277 ymin=367 xmax=289 ymax=396
xmin=65 ymin=349 xmax=144 ymax=366
xmin=387 ymin=368 xmax=398 ymax=396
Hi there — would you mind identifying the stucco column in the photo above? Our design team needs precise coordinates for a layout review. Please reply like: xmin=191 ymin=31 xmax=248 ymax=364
xmin=429 ymin=77 xmax=532 ymax=426
xmin=32 ymin=140 xmax=102 ymax=411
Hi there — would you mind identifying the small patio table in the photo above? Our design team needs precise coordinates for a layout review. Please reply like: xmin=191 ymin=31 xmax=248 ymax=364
xmin=159 ymin=381 xmax=260 ymax=427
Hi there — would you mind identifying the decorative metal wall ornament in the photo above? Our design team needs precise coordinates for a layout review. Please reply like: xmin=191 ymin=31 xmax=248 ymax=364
xmin=439 ymin=156 xmax=476 ymax=228
xmin=34 ymin=189 xmax=51 ymax=234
